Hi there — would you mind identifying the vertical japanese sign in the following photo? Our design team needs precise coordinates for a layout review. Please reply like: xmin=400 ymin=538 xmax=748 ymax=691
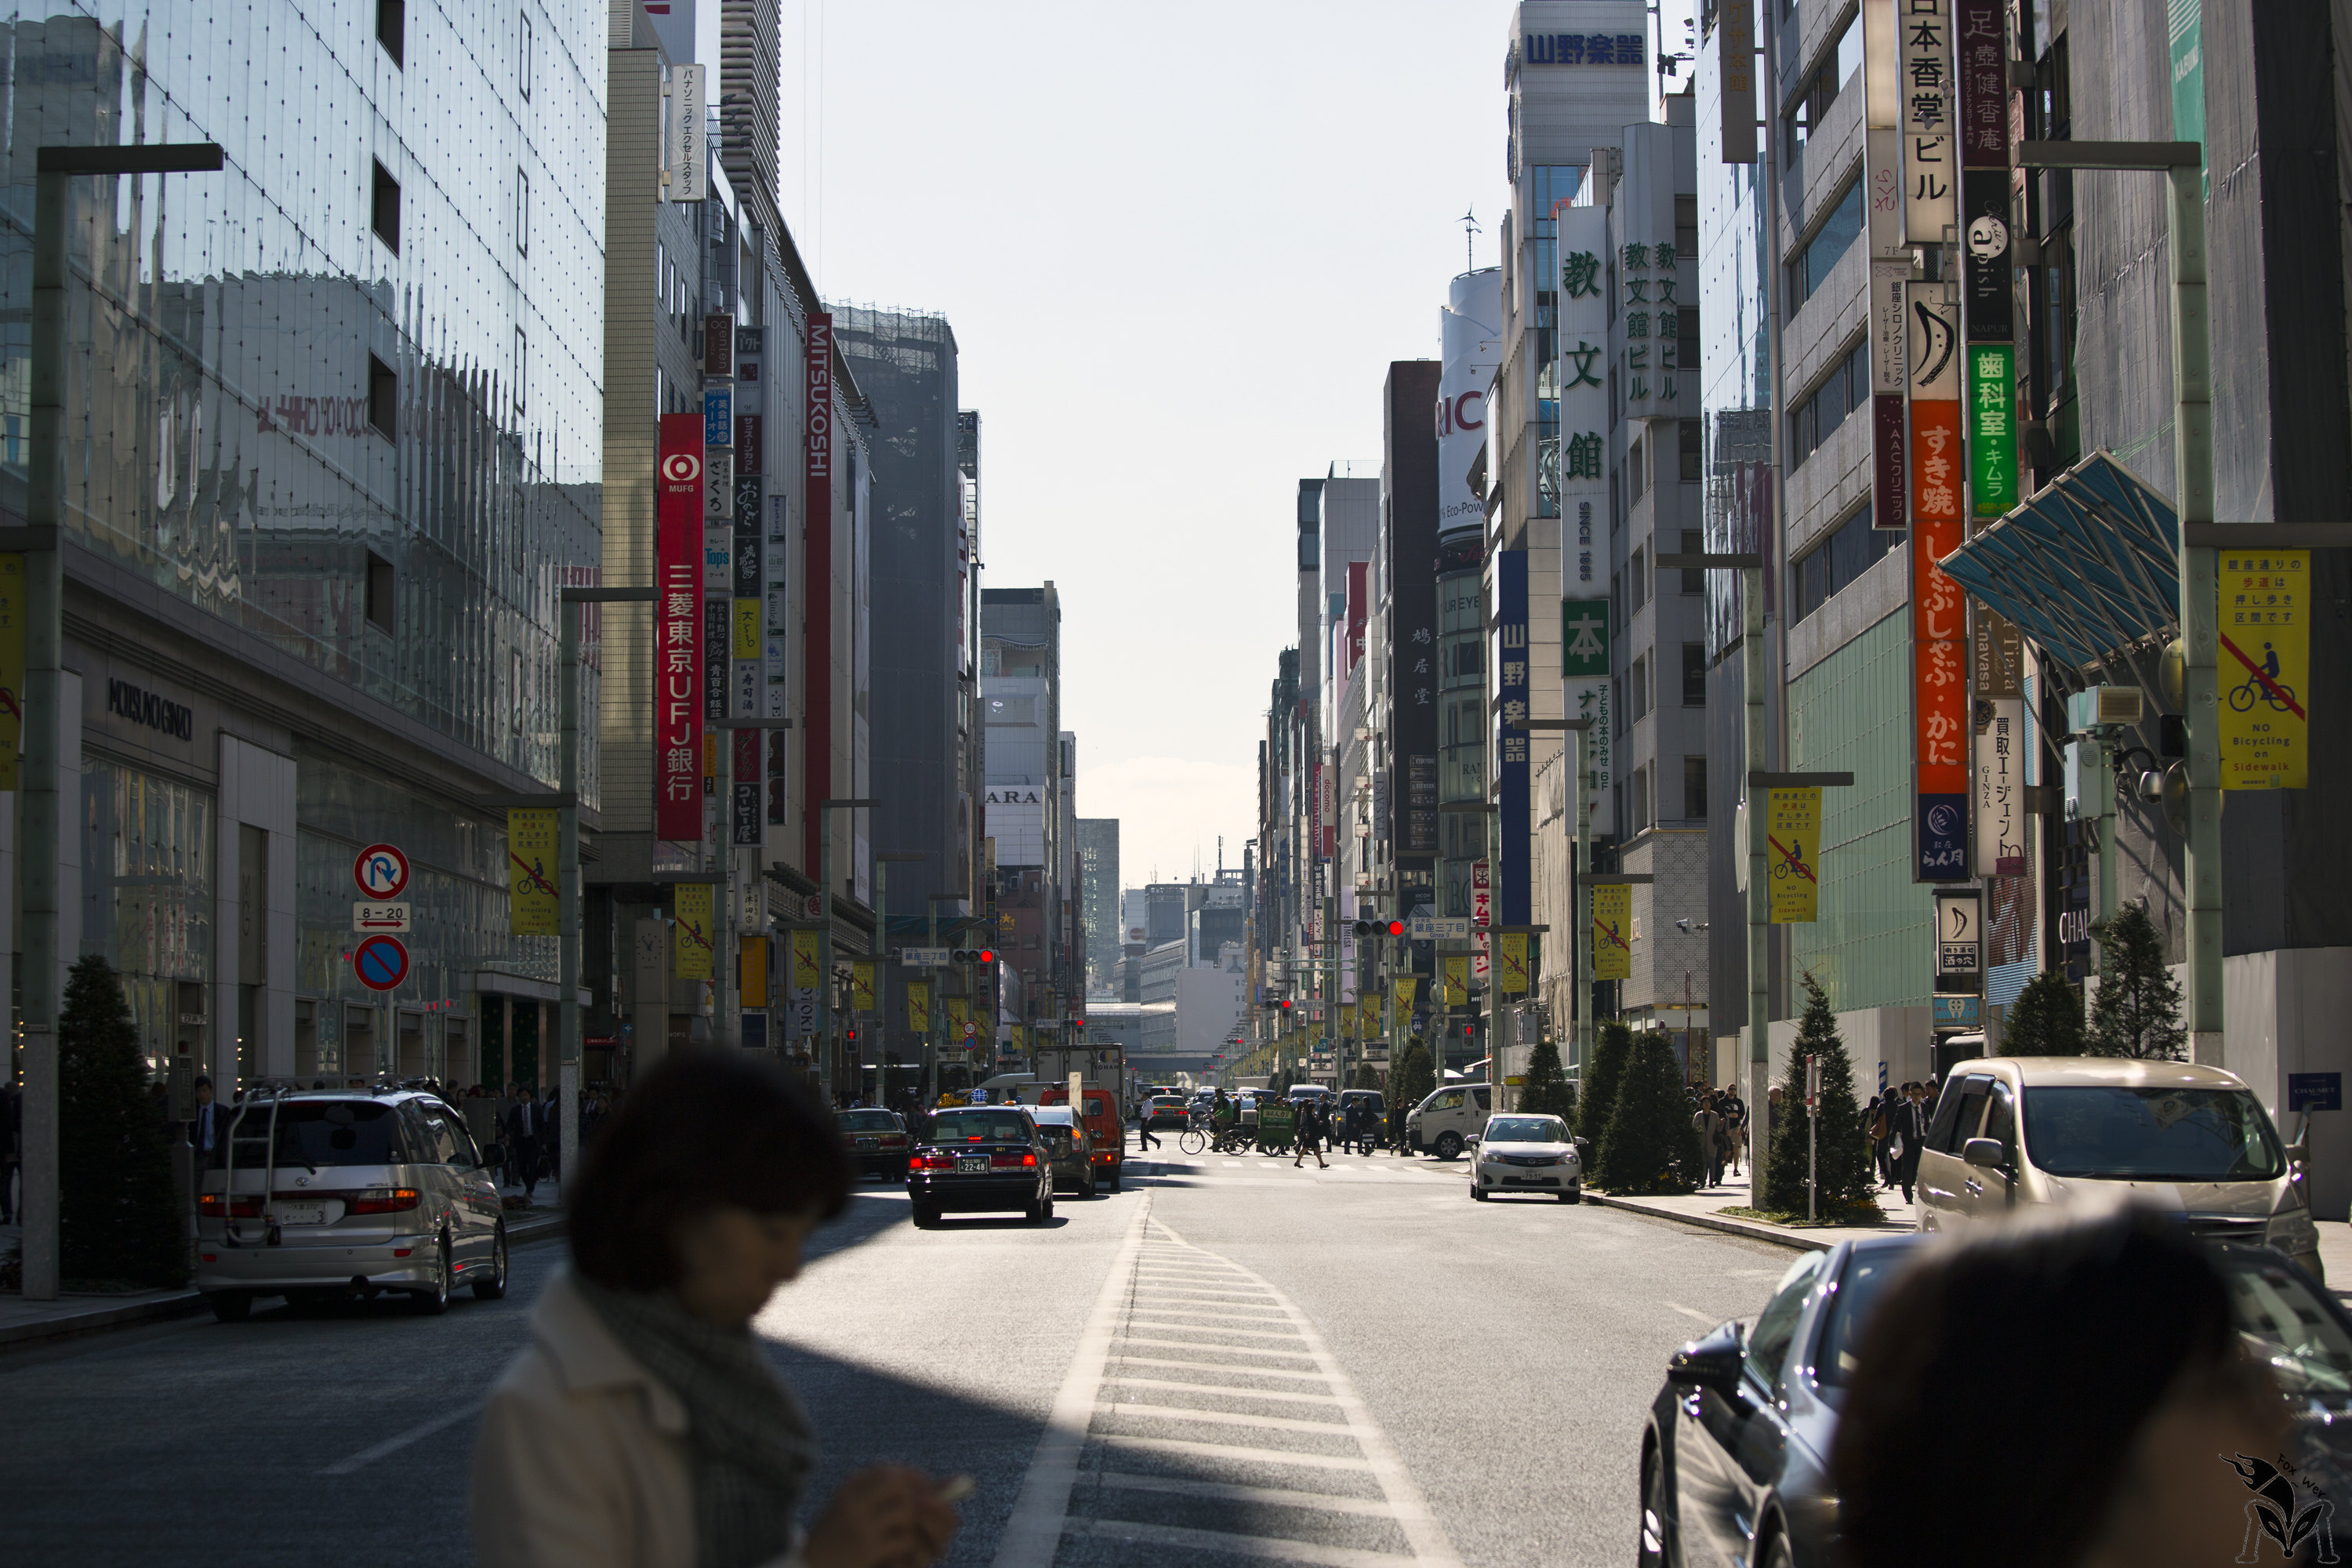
xmin=1563 ymin=597 xmax=1614 ymax=835
xmin=1965 ymin=346 xmax=2016 ymax=517
xmin=1766 ymin=787 xmax=1821 ymax=924
xmin=673 ymin=884 xmax=714 ymax=980
xmin=1592 ymin=884 xmax=1632 ymax=981
xmin=790 ymin=927 xmax=821 ymax=1014
xmin=1471 ymin=858 xmax=1491 ymax=980
xmin=1442 ymin=955 xmax=1468 ymax=1007
xmin=1953 ymin=0 xmax=2013 ymax=328
xmin=1933 ymin=888 xmax=1983 ymax=992
xmin=803 ymin=314 xmax=833 ymax=869
xmin=1497 ymin=932 xmax=1530 ymax=995
xmin=1558 ymin=208 xmax=1610 ymax=590
xmin=1864 ymin=0 xmax=1910 ymax=530
xmin=506 ymin=809 xmax=560 ymax=935
xmin=1717 ymin=0 xmax=1756 ymax=163
xmin=1973 ymin=609 xmax=2026 ymax=876
xmin=2219 ymin=551 xmax=2310 ymax=788
xmin=1907 ymin=283 xmax=1969 ymax=880
xmin=731 ymin=729 xmax=762 ymax=846
xmin=655 ymin=413 xmax=706 ymax=840
xmin=1900 ymin=0 xmax=1957 ymax=245
xmin=0 ymin=553 xmax=25 ymax=788
xmin=666 ymin=63 xmax=706 ymax=201
xmin=1491 ymin=550 xmax=1530 ymax=926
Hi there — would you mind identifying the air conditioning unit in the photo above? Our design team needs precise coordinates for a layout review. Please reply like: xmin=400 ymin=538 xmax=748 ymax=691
xmin=2065 ymin=685 xmax=2143 ymax=733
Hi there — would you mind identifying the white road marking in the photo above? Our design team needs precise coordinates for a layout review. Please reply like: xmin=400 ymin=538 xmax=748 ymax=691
xmin=1108 ymin=1353 xmax=1337 ymax=1381
xmin=1096 ymin=1470 xmax=1401 ymax=1517
xmin=1062 ymin=1517 xmax=1420 ymax=1568
xmin=317 ymin=1399 xmax=482 ymax=1475
xmin=1094 ymin=1432 xmax=1376 ymax=1471
xmin=1105 ymin=1374 xmax=1345 ymax=1404
xmin=1103 ymin=1401 xmax=1353 ymax=1434
xmin=1123 ymin=1319 xmax=1311 ymax=1340
xmin=1112 ymin=1334 xmax=1320 ymax=1360
xmin=1660 ymin=1301 xmax=1713 ymax=1323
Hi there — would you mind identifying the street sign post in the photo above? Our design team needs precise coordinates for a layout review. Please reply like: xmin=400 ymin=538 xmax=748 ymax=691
xmin=354 ymin=843 xmax=408 ymax=899
xmin=353 ymin=933 xmax=409 ymax=992
xmin=901 ymin=947 xmax=950 ymax=967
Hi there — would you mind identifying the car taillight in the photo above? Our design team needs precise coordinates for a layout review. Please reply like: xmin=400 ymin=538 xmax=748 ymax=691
xmin=346 ymin=1187 xmax=421 ymax=1214
xmin=1023 ymin=1152 xmax=1037 ymax=1167
xmin=922 ymin=1152 xmax=956 ymax=1170
xmin=881 ymin=1135 xmax=907 ymax=1148
xmin=198 ymin=1194 xmax=263 ymax=1219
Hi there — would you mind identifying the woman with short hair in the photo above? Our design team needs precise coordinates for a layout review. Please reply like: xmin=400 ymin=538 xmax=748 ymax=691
xmin=471 ymin=1050 xmax=959 ymax=1568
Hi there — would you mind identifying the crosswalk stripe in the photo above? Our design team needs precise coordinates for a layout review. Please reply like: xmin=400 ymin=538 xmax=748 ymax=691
xmin=1124 ymin=1319 xmax=1311 ymax=1341
xmin=1107 ymin=1353 xmax=1336 ymax=1381
xmin=1105 ymin=1374 xmax=1345 ymax=1404
xmin=1110 ymin=1334 xmax=1321 ymax=1363
xmin=1062 ymin=1516 xmax=1420 ymax=1568
xmin=1093 ymin=1433 xmax=1376 ymax=1472
xmin=1103 ymin=1401 xmax=1353 ymax=1434
xmin=1094 ymin=1470 xmax=1400 ymax=1518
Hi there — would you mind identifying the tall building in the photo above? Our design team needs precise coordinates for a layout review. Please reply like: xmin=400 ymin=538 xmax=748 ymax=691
xmin=982 ymin=584 xmax=1071 ymax=1024
xmin=1076 ymin=818 xmax=1120 ymax=996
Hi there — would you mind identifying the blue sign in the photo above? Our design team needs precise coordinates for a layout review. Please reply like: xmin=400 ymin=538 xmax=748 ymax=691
xmin=1918 ymin=793 xmax=1969 ymax=880
xmin=704 ymin=387 xmax=732 ymax=447
xmin=1523 ymin=32 xmax=1646 ymax=66
xmin=2289 ymin=1073 xmax=2343 ymax=1112
xmin=1932 ymin=993 xmax=1980 ymax=1030
xmin=1491 ymin=550 xmax=1530 ymax=927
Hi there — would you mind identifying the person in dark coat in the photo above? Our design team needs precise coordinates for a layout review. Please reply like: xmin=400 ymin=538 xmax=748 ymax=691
xmin=189 ymin=1076 xmax=229 ymax=1167
xmin=504 ymin=1084 xmax=545 ymax=1199
xmin=1291 ymin=1096 xmax=1328 ymax=1170
xmin=1887 ymin=1081 xmax=1927 ymax=1204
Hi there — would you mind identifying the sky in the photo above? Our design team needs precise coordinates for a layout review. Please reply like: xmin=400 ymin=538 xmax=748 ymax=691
xmin=758 ymin=1 xmax=1679 ymax=893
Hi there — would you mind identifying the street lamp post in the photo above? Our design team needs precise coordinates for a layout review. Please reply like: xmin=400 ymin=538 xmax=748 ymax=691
xmin=18 ymin=142 xmax=223 ymax=1304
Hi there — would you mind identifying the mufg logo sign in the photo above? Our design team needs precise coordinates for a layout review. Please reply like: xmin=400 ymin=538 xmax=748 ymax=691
xmin=1523 ymin=32 xmax=1646 ymax=66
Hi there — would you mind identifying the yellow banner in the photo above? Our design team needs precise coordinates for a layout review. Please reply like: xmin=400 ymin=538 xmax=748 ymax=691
xmin=1592 ymin=884 xmax=1632 ymax=981
xmin=906 ymin=981 xmax=931 ymax=1033
xmin=1442 ymin=955 xmax=1468 ymax=1006
xmin=850 ymin=959 xmax=874 ymax=1011
xmin=948 ymin=997 xmax=968 ymax=1031
xmin=1497 ymin=932 xmax=1529 ymax=994
xmin=506 ymin=809 xmax=559 ymax=935
xmin=0 ymin=554 xmax=22 ymax=790
xmin=732 ymin=597 xmax=761 ymax=661
xmin=1766 ymin=786 xmax=1822 ymax=924
xmin=1011 ymin=1022 xmax=1025 ymax=1054
xmin=739 ymin=936 xmax=768 ymax=1002
xmin=1393 ymin=978 xmax=1418 ymax=1016
xmin=2220 ymin=550 xmax=2309 ymax=789
xmin=673 ymin=884 xmax=714 ymax=979
xmin=1339 ymin=1001 xmax=1355 ymax=1038
xmin=791 ymin=928 xmax=822 ymax=990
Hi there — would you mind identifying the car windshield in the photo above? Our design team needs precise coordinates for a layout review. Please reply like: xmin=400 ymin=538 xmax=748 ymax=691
xmin=2021 ymin=1087 xmax=2285 ymax=1181
xmin=2220 ymin=1250 xmax=2352 ymax=1406
xmin=838 ymin=1111 xmax=898 ymax=1131
xmin=1485 ymin=1117 xmax=1564 ymax=1144
xmin=1032 ymin=1110 xmax=1076 ymax=1127
xmin=220 ymin=1101 xmax=401 ymax=1167
xmin=1812 ymin=1248 xmax=1911 ymax=1389
xmin=929 ymin=1112 xmax=1030 ymax=1143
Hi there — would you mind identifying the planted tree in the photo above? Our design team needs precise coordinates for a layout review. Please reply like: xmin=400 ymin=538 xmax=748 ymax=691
xmin=1577 ymin=1021 xmax=1633 ymax=1160
xmin=1764 ymin=971 xmax=1873 ymax=1216
xmin=60 ymin=955 xmax=184 ymax=1287
xmin=1595 ymin=1030 xmax=1704 ymax=1195
xmin=1389 ymin=1043 xmax=1435 ymax=1144
xmin=1351 ymin=1062 xmax=1380 ymax=1091
xmin=1518 ymin=1033 xmax=1578 ymax=1123
xmin=2003 ymin=971 xmax=2085 ymax=1056
xmin=2086 ymin=904 xmax=2186 ymax=1060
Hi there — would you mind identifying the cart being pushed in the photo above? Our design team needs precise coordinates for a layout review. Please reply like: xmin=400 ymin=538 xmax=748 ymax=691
xmin=1255 ymin=1098 xmax=1295 ymax=1155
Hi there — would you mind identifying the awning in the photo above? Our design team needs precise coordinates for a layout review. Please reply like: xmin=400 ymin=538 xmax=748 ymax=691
xmin=1936 ymin=450 xmax=2179 ymax=673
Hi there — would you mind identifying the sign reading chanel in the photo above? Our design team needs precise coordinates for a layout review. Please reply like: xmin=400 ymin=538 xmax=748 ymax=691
xmin=106 ymin=677 xmax=194 ymax=741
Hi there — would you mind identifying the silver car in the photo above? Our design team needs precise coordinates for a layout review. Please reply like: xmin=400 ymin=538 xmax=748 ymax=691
xmin=194 ymin=1090 xmax=510 ymax=1320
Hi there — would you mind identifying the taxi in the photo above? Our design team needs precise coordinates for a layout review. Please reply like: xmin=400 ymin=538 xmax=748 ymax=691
xmin=907 ymin=1105 xmax=1055 ymax=1227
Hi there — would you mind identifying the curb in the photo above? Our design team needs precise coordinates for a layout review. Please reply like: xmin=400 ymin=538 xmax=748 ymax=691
xmin=0 ymin=1210 xmax=568 ymax=1352
xmin=1583 ymin=1192 xmax=1833 ymax=1252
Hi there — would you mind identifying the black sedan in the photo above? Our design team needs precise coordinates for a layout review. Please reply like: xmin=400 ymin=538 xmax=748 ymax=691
xmin=1639 ymin=1233 xmax=2352 ymax=1568
xmin=907 ymin=1106 xmax=1054 ymax=1227
xmin=836 ymin=1108 xmax=912 ymax=1179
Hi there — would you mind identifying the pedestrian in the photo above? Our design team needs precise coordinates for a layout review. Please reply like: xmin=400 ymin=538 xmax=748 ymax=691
xmin=189 ymin=1076 xmax=228 ymax=1169
xmin=1886 ymin=1081 xmax=1925 ymax=1204
xmin=542 ymin=1083 xmax=564 ymax=1185
xmin=1691 ymin=1094 xmax=1724 ymax=1189
xmin=1133 ymin=1094 xmax=1160 ymax=1152
xmin=506 ymin=1083 xmax=546 ymax=1200
xmin=1292 ymin=1096 xmax=1327 ymax=1170
xmin=1719 ymin=1085 xmax=1746 ymax=1178
xmin=1828 ymin=1207 xmax=2285 ymax=1568
xmin=470 ymin=1049 xmax=961 ymax=1568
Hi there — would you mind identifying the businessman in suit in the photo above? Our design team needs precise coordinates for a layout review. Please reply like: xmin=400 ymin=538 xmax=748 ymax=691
xmin=189 ymin=1076 xmax=228 ymax=1166
xmin=503 ymin=1085 xmax=543 ymax=1199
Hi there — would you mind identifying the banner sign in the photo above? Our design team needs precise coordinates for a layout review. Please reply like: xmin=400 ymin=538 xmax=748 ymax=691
xmin=673 ymin=884 xmax=714 ymax=980
xmin=1907 ymin=283 xmax=1969 ymax=880
xmin=507 ymin=809 xmax=560 ymax=935
xmin=1442 ymin=955 xmax=1468 ymax=1007
xmin=906 ymin=981 xmax=930 ymax=1033
xmin=1592 ymin=884 xmax=1632 ymax=981
xmin=2219 ymin=550 xmax=2310 ymax=789
xmin=1966 ymin=344 xmax=2016 ymax=518
xmin=1973 ymin=696 xmax=2027 ymax=875
xmin=1492 ymin=550 xmax=1530 ymax=925
xmin=1899 ymin=0 xmax=1956 ymax=245
xmin=1393 ymin=978 xmax=1418 ymax=1017
xmin=740 ymin=936 xmax=768 ymax=1004
xmin=802 ymin=313 xmax=834 ymax=869
xmin=1558 ymin=207 xmax=1610 ymax=589
xmin=1563 ymin=596 xmax=1614 ymax=834
xmin=1497 ymin=931 xmax=1529 ymax=995
xmin=851 ymin=960 xmax=875 ymax=1012
xmin=1766 ymin=787 xmax=1821 ymax=924
xmin=655 ymin=413 xmax=706 ymax=840
xmin=791 ymin=927 xmax=822 ymax=990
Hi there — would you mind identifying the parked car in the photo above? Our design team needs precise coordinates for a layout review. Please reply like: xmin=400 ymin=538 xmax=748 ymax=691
xmin=1405 ymin=1082 xmax=1492 ymax=1159
xmin=1913 ymin=1056 xmax=2322 ymax=1282
xmin=1038 ymin=1084 xmax=1126 ymax=1192
xmin=195 ymin=1090 xmax=510 ymax=1321
xmin=1470 ymin=1113 xmax=1581 ymax=1201
xmin=1639 ymin=1233 xmax=2352 ymax=1568
xmin=836 ymin=1108 xmax=912 ymax=1180
xmin=906 ymin=1105 xmax=1055 ymax=1226
xmin=1026 ymin=1104 xmax=1099 ymax=1197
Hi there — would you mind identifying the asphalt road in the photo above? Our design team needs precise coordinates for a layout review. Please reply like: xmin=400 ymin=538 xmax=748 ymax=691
xmin=1 ymin=1145 xmax=1794 ymax=1567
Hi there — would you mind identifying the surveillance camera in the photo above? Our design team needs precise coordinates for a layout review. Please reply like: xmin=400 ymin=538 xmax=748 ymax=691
xmin=1675 ymin=918 xmax=1691 ymax=933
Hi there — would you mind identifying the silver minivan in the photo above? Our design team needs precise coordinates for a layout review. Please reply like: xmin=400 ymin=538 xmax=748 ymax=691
xmin=1406 ymin=1082 xmax=1493 ymax=1160
xmin=195 ymin=1090 xmax=510 ymax=1320
xmin=1915 ymin=1057 xmax=2322 ymax=1282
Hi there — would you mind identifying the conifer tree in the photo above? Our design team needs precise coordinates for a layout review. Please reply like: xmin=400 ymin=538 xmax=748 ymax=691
xmin=1766 ymin=971 xmax=1875 ymax=1216
xmin=2003 ymin=971 xmax=2085 ymax=1056
xmin=1517 ymin=1033 xmax=1578 ymax=1123
xmin=1577 ymin=1021 xmax=1632 ymax=1161
xmin=1595 ymin=1030 xmax=1703 ymax=1194
xmin=1389 ymin=1043 xmax=1434 ymax=1119
xmin=2086 ymin=904 xmax=2186 ymax=1060
xmin=59 ymin=955 xmax=185 ymax=1287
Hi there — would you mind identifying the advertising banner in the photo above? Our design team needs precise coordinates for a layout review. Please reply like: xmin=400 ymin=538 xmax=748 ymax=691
xmin=0 ymin=553 xmax=21 ymax=788
xmin=1973 ymin=696 xmax=2027 ymax=876
xmin=906 ymin=981 xmax=930 ymax=1034
xmin=2220 ymin=550 xmax=2310 ymax=788
xmin=802 ymin=313 xmax=833 ymax=869
xmin=850 ymin=960 xmax=874 ymax=1011
xmin=1966 ymin=344 xmax=2016 ymax=519
xmin=1497 ymin=932 xmax=1530 ymax=995
xmin=1766 ymin=787 xmax=1821 ymax=924
xmin=731 ymin=728 xmax=761 ymax=846
xmin=655 ymin=413 xmax=706 ymax=840
xmin=1907 ymin=283 xmax=1969 ymax=880
xmin=1393 ymin=978 xmax=1418 ymax=1017
xmin=1717 ymin=0 xmax=1756 ymax=162
xmin=506 ymin=809 xmax=560 ymax=935
xmin=791 ymin=927 xmax=822 ymax=991
xmin=1592 ymin=884 xmax=1632 ymax=981
xmin=1442 ymin=955 xmax=1468 ymax=1007
xmin=947 ymin=997 xmax=968 ymax=1033
xmin=673 ymin=884 xmax=714 ymax=980
xmin=1558 ymin=208 xmax=1610 ymax=590
xmin=1899 ymin=0 xmax=1956 ymax=245
xmin=1491 ymin=551 xmax=1531 ymax=926
xmin=740 ymin=936 xmax=768 ymax=1004
xmin=1563 ymin=596 xmax=1614 ymax=835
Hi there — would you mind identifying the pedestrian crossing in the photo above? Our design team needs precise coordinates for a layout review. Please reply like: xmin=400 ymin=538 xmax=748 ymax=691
xmin=993 ymin=1198 xmax=1461 ymax=1568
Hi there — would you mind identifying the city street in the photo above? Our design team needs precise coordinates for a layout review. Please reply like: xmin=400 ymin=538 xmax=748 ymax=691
xmin=1 ymin=1149 xmax=1791 ymax=1568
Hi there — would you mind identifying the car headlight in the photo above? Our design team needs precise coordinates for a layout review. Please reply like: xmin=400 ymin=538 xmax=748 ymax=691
xmin=2267 ymin=1208 xmax=2320 ymax=1256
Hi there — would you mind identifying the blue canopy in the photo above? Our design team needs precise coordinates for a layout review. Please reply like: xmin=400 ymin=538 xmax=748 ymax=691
xmin=1936 ymin=450 xmax=2178 ymax=673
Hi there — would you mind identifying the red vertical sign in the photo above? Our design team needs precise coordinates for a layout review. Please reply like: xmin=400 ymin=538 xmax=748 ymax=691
xmin=803 ymin=314 xmax=833 ymax=872
xmin=655 ymin=413 xmax=706 ymax=840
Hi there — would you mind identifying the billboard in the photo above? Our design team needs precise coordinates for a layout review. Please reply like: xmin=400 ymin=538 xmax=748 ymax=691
xmin=1438 ymin=270 xmax=1501 ymax=534
xmin=1907 ymin=284 xmax=1968 ymax=880
xmin=1563 ymin=596 xmax=1614 ymax=836
xmin=655 ymin=413 xmax=706 ymax=840
xmin=803 ymin=313 xmax=833 ymax=868
xmin=1557 ymin=207 xmax=1610 ymax=591
xmin=1490 ymin=550 xmax=1530 ymax=926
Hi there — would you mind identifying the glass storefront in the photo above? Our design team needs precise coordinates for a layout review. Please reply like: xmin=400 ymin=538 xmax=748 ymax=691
xmin=80 ymin=754 xmax=212 ymax=1073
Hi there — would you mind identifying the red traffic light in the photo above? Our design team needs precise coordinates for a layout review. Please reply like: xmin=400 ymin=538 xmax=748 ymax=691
xmin=846 ymin=1028 xmax=858 ymax=1041
xmin=1386 ymin=920 xmax=1405 ymax=936
xmin=978 ymin=949 xmax=994 ymax=964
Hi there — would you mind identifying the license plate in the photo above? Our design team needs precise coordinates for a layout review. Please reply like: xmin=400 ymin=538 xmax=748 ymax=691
xmin=956 ymin=1157 xmax=988 ymax=1173
xmin=855 ymin=1138 xmax=877 ymax=1149
xmin=270 ymin=1201 xmax=328 ymax=1226
xmin=1505 ymin=1176 xmax=1542 ymax=1185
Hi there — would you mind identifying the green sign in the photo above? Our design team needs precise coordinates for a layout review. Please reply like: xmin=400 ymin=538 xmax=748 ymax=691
xmin=1563 ymin=596 xmax=1610 ymax=678
xmin=1966 ymin=343 xmax=2016 ymax=519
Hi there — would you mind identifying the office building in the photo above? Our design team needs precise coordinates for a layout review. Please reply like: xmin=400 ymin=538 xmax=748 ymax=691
xmin=1076 ymin=817 xmax=1120 ymax=996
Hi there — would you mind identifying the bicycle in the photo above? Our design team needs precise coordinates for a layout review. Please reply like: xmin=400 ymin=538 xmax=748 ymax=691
xmin=1178 ymin=1125 xmax=1209 ymax=1155
xmin=2228 ymin=672 xmax=2296 ymax=713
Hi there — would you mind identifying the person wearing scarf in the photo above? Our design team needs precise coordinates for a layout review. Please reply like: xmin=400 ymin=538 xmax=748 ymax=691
xmin=471 ymin=1051 xmax=960 ymax=1568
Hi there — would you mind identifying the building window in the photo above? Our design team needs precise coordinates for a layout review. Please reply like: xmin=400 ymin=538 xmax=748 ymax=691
xmin=371 ymin=160 xmax=401 ymax=253
xmin=1682 ymin=642 xmax=1706 ymax=705
xmin=376 ymin=0 xmax=404 ymax=67
xmin=367 ymin=354 xmax=397 ymax=439
xmin=1679 ymin=419 xmax=1702 ymax=483
xmin=365 ymin=553 xmax=395 ymax=631
xmin=1681 ymin=529 xmax=1704 ymax=593
xmin=514 ymin=329 xmax=528 ymax=415
xmin=1790 ymin=339 xmax=1870 ymax=469
xmin=518 ymin=11 xmax=534 ymax=98
xmin=1631 ymin=655 xmax=1649 ymax=721
xmin=1783 ymin=10 xmax=1861 ymax=150
xmin=1684 ymin=757 xmax=1708 ymax=820
xmin=1632 ymin=764 xmax=1653 ymax=833
xmin=1629 ymin=435 xmax=1646 ymax=503
xmin=1630 ymin=546 xmax=1647 ymax=613
xmin=1678 ymin=308 xmax=1700 ymax=379
xmin=1794 ymin=506 xmax=1900 ymax=622
xmin=1675 ymin=194 xmax=1698 ymax=263
xmin=1614 ymin=677 xmax=1626 ymax=737
xmin=1788 ymin=179 xmax=1863 ymax=308
xmin=516 ymin=170 xmax=529 ymax=255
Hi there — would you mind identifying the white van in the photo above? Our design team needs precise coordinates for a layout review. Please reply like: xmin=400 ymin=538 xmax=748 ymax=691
xmin=1406 ymin=1082 xmax=1493 ymax=1160
xmin=1915 ymin=1056 xmax=2321 ymax=1282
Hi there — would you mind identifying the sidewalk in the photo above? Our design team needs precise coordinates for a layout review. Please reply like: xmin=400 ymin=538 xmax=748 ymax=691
xmin=0 ymin=1179 xmax=569 ymax=1350
xmin=1584 ymin=1171 xmax=1919 ymax=1253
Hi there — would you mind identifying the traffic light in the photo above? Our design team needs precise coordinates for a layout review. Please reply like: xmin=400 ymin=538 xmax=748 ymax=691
xmin=1352 ymin=918 xmax=1406 ymax=937
xmin=950 ymin=947 xmax=994 ymax=964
